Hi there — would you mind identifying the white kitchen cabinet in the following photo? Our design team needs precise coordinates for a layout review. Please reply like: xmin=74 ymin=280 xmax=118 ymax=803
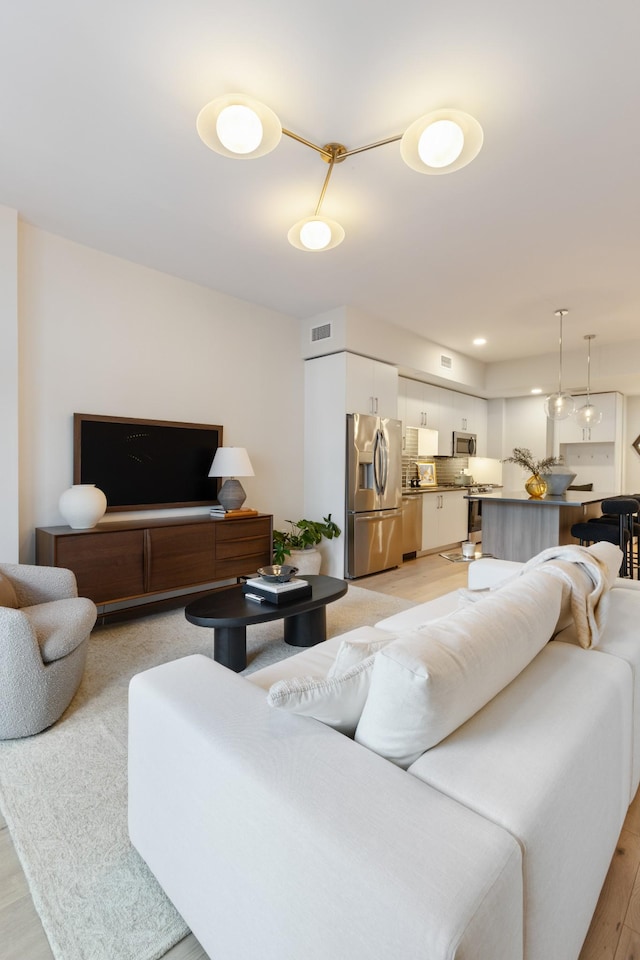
xmin=346 ymin=354 xmax=398 ymax=419
xmin=420 ymin=490 xmax=467 ymax=552
xmin=398 ymin=377 xmax=440 ymax=430
xmin=554 ymin=392 xmax=622 ymax=445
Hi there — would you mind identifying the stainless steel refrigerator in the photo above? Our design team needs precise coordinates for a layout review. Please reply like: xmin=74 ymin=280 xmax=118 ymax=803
xmin=345 ymin=412 xmax=403 ymax=578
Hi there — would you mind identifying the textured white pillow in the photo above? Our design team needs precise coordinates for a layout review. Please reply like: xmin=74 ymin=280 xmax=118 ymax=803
xmin=355 ymin=569 xmax=564 ymax=768
xmin=267 ymin=655 xmax=376 ymax=736
xmin=327 ymin=634 xmax=394 ymax=679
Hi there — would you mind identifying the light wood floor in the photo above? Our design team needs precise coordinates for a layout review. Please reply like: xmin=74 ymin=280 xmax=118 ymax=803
xmin=1 ymin=552 xmax=639 ymax=960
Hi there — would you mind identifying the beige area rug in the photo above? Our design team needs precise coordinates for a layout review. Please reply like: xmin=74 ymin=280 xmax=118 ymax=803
xmin=0 ymin=585 xmax=412 ymax=960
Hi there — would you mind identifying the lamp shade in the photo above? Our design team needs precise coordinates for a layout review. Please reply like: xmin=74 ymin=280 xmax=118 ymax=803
xmin=208 ymin=447 xmax=254 ymax=478
xmin=288 ymin=216 xmax=345 ymax=251
xmin=196 ymin=94 xmax=282 ymax=159
xmin=400 ymin=109 xmax=483 ymax=175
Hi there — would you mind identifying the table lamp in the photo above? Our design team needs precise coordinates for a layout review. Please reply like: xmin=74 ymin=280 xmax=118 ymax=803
xmin=208 ymin=447 xmax=254 ymax=511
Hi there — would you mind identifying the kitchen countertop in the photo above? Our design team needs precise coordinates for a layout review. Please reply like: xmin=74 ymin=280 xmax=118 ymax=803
xmin=402 ymin=485 xmax=477 ymax=495
xmin=464 ymin=490 xmax=617 ymax=506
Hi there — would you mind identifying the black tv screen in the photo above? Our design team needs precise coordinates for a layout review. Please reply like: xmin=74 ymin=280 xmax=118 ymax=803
xmin=73 ymin=414 xmax=223 ymax=511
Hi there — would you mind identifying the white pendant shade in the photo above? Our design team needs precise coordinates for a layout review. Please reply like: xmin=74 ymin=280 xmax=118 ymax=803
xmin=197 ymin=94 xmax=282 ymax=159
xmin=574 ymin=403 xmax=603 ymax=428
xmin=400 ymin=109 xmax=483 ymax=175
xmin=288 ymin=216 xmax=345 ymax=251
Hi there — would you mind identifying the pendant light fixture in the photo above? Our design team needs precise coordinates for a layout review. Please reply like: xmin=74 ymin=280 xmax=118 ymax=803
xmin=544 ymin=308 xmax=576 ymax=421
xmin=196 ymin=94 xmax=483 ymax=251
xmin=574 ymin=335 xmax=602 ymax=429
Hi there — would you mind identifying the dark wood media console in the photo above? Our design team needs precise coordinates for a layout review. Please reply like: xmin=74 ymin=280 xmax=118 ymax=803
xmin=36 ymin=514 xmax=273 ymax=619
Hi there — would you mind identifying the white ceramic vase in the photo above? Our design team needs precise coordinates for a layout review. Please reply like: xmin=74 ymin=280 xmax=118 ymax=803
xmin=59 ymin=484 xmax=107 ymax=529
xmin=288 ymin=547 xmax=322 ymax=575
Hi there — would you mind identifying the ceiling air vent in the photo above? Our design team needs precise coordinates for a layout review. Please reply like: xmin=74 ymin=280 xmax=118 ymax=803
xmin=311 ymin=322 xmax=332 ymax=342
xmin=440 ymin=354 xmax=453 ymax=369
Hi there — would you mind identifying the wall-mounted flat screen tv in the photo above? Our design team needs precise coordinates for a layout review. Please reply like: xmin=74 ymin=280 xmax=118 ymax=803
xmin=73 ymin=414 xmax=223 ymax=512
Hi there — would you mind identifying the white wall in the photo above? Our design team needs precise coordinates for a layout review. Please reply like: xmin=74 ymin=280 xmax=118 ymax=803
xmin=14 ymin=223 xmax=305 ymax=561
xmin=0 ymin=206 xmax=19 ymax=560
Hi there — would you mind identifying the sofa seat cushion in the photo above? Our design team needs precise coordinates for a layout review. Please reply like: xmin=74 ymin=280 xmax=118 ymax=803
xmin=407 ymin=641 xmax=632 ymax=960
xmin=22 ymin=597 xmax=97 ymax=663
xmin=354 ymin=569 xmax=564 ymax=768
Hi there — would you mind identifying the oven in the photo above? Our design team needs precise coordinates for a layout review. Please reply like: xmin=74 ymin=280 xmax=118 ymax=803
xmin=468 ymin=496 xmax=482 ymax=543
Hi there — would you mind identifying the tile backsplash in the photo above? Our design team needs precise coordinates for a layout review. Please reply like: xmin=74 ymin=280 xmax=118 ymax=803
xmin=402 ymin=449 xmax=469 ymax=487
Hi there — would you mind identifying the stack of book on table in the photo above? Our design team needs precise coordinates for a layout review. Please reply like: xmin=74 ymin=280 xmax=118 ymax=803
xmin=209 ymin=506 xmax=259 ymax=519
xmin=242 ymin=577 xmax=312 ymax=605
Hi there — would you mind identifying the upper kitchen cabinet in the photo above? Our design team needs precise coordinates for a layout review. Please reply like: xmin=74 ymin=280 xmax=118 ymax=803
xmin=346 ymin=354 xmax=398 ymax=419
xmin=435 ymin=390 xmax=488 ymax=456
xmin=554 ymin=392 xmax=623 ymax=446
xmin=398 ymin=377 xmax=440 ymax=430
xmin=398 ymin=378 xmax=488 ymax=456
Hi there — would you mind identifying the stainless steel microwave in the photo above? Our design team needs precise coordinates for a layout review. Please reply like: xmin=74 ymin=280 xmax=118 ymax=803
xmin=452 ymin=431 xmax=477 ymax=456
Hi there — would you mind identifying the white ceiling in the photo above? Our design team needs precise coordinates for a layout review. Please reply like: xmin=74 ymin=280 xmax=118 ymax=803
xmin=1 ymin=0 xmax=639 ymax=367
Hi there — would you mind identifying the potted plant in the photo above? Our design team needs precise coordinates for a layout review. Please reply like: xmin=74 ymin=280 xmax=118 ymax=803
xmin=273 ymin=514 xmax=341 ymax=574
xmin=502 ymin=447 xmax=562 ymax=498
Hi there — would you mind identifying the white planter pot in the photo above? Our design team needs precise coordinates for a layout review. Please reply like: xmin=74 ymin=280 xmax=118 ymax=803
xmin=59 ymin=484 xmax=107 ymax=529
xmin=288 ymin=548 xmax=322 ymax=576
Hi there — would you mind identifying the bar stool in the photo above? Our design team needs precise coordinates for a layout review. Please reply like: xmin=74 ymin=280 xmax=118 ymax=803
xmin=572 ymin=497 xmax=639 ymax=578
xmin=587 ymin=497 xmax=640 ymax=578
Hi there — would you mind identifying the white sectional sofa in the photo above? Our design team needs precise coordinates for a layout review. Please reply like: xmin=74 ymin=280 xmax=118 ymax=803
xmin=128 ymin=546 xmax=640 ymax=960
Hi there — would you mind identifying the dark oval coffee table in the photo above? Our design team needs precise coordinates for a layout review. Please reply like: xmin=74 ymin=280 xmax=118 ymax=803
xmin=184 ymin=575 xmax=348 ymax=672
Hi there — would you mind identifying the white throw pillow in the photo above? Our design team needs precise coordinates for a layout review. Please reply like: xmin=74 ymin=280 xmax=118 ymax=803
xmin=267 ymin=655 xmax=376 ymax=736
xmin=354 ymin=569 xmax=564 ymax=769
xmin=327 ymin=634 xmax=394 ymax=679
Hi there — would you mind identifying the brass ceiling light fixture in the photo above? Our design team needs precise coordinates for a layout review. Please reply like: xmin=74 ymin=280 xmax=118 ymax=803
xmin=196 ymin=94 xmax=483 ymax=252
xmin=544 ymin=308 xmax=576 ymax=421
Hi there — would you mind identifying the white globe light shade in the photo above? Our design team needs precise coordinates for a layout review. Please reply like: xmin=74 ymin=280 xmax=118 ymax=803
xmin=216 ymin=104 xmax=263 ymax=155
xmin=401 ymin=109 xmax=483 ymax=175
xmin=418 ymin=119 xmax=465 ymax=168
xmin=288 ymin=217 xmax=345 ymax=252
xmin=574 ymin=403 xmax=603 ymax=428
xmin=544 ymin=391 xmax=576 ymax=421
xmin=196 ymin=94 xmax=282 ymax=159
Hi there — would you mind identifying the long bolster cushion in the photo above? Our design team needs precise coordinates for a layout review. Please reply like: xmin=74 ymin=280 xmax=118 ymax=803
xmin=355 ymin=569 xmax=564 ymax=768
xmin=129 ymin=654 xmax=524 ymax=960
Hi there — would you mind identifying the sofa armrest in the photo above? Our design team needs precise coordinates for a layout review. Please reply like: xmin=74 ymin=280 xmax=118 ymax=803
xmin=129 ymin=655 xmax=523 ymax=960
xmin=0 ymin=563 xmax=78 ymax=605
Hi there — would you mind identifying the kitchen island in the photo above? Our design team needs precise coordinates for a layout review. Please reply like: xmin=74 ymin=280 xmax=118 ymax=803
xmin=466 ymin=489 xmax=616 ymax=562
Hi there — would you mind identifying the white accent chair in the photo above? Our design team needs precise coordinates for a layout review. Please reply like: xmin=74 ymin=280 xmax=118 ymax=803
xmin=0 ymin=563 xmax=97 ymax=739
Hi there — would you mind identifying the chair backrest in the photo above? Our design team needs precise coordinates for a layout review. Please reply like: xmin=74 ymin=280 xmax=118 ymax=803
xmin=601 ymin=498 xmax=640 ymax=516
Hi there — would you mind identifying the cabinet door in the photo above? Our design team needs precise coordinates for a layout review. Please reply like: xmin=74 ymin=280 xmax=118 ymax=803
xmin=373 ymin=360 xmax=399 ymax=419
xmin=54 ymin=529 xmax=145 ymax=604
xmin=421 ymin=383 xmax=441 ymax=432
xmin=345 ymin=355 xmax=397 ymax=417
xmin=439 ymin=492 xmax=467 ymax=545
xmin=146 ymin=523 xmax=217 ymax=593
xmin=420 ymin=494 xmax=440 ymax=551
xmin=556 ymin=392 xmax=619 ymax=444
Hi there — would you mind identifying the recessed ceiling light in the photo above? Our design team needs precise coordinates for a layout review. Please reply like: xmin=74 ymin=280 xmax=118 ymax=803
xmin=531 ymin=388 xmax=542 ymax=395
xmin=473 ymin=337 xmax=487 ymax=346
